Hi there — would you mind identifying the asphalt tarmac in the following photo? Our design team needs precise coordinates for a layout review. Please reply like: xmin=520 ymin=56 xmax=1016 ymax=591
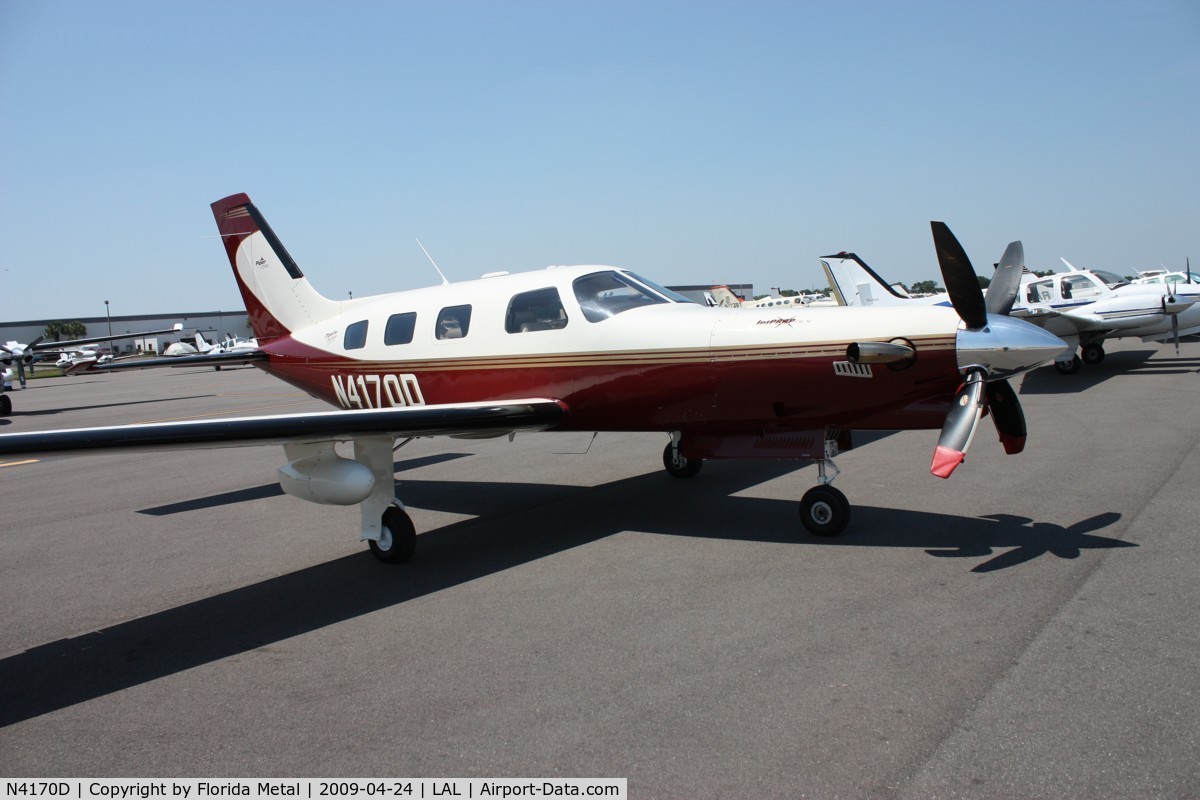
xmin=1 ymin=339 xmax=1197 ymax=798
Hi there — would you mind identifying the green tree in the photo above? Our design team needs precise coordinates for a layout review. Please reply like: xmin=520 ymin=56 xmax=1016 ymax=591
xmin=43 ymin=320 xmax=87 ymax=341
xmin=910 ymin=280 xmax=941 ymax=295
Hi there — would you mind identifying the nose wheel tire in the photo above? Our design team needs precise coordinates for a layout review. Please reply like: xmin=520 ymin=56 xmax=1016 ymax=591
xmin=368 ymin=506 xmax=417 ymax=563
xmin=0 ymin=394 xmax=10 ymax=415
xmin=799 ymin=485 xmax=851 ymax=536
xmin=662 ymin=443 xmax=703 ymax=478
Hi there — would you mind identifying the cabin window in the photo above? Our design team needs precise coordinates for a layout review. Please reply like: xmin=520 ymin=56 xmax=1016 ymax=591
xmin=436 ymin=305 xmax=471 ymax=340
xmin=344 ymin=320 xmax=368 ymax=350
xmin=384 ymin=312 xmax=417 ymax=345
xmin=1026 ymin=280 xmax=1052 ymax=304
xmin=572 ymin=271 xmax=668 ymax=323
xmin=506 ymin=288 xmax=568 ymax=333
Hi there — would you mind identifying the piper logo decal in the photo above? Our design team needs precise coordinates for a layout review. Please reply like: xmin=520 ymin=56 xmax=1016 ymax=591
xmin=331 ymin=373 xmax=426 ymax=409
xmin=756 ymin=317 xmax=798 ymax=327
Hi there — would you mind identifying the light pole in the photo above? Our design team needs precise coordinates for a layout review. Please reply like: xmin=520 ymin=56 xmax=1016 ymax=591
xmin=104 ymin=300 xmax=112 ymax=336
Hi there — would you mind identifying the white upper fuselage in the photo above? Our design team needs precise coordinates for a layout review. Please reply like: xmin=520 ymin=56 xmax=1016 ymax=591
xmin=283 ymin=264 xmax=962 ymax=365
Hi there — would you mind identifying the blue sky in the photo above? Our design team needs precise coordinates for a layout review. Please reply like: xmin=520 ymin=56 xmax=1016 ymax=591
xmin=2 ymin=0 xmax=1197 ymax=320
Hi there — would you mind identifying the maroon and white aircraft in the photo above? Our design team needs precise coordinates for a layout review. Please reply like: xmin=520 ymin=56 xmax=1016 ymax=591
xmin=0 ymin=194 xmax=1066 ymax=562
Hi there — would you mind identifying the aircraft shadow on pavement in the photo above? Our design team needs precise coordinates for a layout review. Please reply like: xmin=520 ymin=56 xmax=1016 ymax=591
xmin=1020 ymin=348 xmax=1199 ymax=394
xmin=1 ymin=458 xmax=1133 ymax=728
xmin=137 ymin=453 xmax=475 ymax=515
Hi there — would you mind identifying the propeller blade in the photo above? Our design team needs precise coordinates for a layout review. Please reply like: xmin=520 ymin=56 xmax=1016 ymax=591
xmin=1172 ymin=313 xmax=1180 ymax=355
xmin=986 ymin=379 xmax=1026 ymax=454
xmin=15 ymin=360 xmax=27 ymax=389
xmin=931 ymin=370 xmax=986 ymax=478
xmin=931 ymin=221 xmax=987 ymax=329
xmin=28 ymin=336 xmax=45 ymax=350
xmin=985 ymin=240 xmax=1024 ymax=316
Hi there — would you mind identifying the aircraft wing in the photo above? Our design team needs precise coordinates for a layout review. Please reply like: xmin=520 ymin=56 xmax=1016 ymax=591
xmin=0 ymin=399 xmax=566 ymax=457
xmin=1008 ymin=309 xmax=1065 ymax=326
xmin=63 ymin=350 xmax=269 ymax=375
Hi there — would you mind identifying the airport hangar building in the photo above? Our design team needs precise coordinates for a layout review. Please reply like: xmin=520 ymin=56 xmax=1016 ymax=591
xmin=0 ymin=311 xmax=255 ymax=354
xmin=0 ymin=284 xmax=757 ymax=353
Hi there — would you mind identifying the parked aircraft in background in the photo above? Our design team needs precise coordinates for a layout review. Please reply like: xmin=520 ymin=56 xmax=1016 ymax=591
xmin=1010 ymin=259 xmax=1198 ymax=373
xmin=1131 ymin=261 xmax=1197 ymax=289
xmin=163 ymin=338 xmax=200 ymax=356
xmin=819 ymin=252 xmax=951 ymax=308
xmin=0 ymin=324 xmax=183 ymax=414
xmin=196 ymin=333 xmax=260 ymax=356
xmin=822 ymin=250 xmax=1197 ymax=374
xmin=54 ymin=347 xmax=112 ymax=369
xmin=705 ymin=285 xmax=834 ymax=309
xmin=0 ymin=195 xmax=1066 ymax=562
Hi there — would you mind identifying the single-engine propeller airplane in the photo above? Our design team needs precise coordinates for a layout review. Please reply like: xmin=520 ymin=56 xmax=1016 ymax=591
xmin=0 ymin=194 xmax=1066 ymax=562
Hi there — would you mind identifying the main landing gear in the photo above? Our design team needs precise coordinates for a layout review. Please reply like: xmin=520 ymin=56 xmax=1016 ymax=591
xmin=663 ymin=432 xmax=852 ymax=537
xmin=1055 ymin=343 xmax=1104 ymax=374
xmin=798 ymin=455 xmax=850 ymax=536
xmin=662 ymin=439 xmax=703 ymax=478
xmin=368 ymin=505 xmax=417 ymax=563
xmin=277 ymin=435 xmax=419 ymax=564
xmin=1081 ymin=342 xmax=1105 ymax=364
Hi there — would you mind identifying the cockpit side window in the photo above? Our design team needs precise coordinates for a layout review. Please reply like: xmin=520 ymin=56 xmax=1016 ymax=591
xmin=506 ymin=287 xmax=568 ymax=333
xmin=572 ymin=271 xmax=668 ymax=323
xmin=1061 ymin=274 xmax=1101 ymax=301
xmin=436 ymin=305 xmax=472 ymax=340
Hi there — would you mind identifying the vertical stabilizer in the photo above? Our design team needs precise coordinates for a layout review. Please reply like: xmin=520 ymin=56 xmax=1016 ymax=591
xmin=820 ymin=252 xmax=910 ymax=307
xmin=211 ymin=194 xmax=340 ymax=342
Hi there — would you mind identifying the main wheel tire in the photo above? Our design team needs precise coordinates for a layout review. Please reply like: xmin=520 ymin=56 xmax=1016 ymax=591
xmin=799 ymin=485 xmax=851 ymax=536
xmin=1081 ymin=343 xmax=1105 ymax=364
xmin=662 ymin=443 xmax=703 ymax=478
xmin=0 ymin=394 xmax=10 ymax=415
xmin=1054 ymin=355 xmax=1082 ymax=375
xmin=368 ymin=506 xmax=417 ymax=563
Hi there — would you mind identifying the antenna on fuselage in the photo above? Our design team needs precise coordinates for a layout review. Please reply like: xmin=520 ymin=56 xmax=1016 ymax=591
xmin=416 ymin=239 xmax=450 ymax=286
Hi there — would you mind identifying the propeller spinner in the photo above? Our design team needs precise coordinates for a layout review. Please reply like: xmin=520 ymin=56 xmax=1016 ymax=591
xmin=930 ymin=222 xmax=1067 ymax=478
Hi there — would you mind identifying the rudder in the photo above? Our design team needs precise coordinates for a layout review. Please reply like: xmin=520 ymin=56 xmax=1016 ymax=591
xmin=211 ymin=194 xmax=339 ymax=342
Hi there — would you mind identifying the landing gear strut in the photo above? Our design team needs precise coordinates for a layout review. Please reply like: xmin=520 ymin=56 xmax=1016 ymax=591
xmin=663 ymin=436 xmax=703 ymax=478
xmin=799 ymin=443 xmax=850 ymax=536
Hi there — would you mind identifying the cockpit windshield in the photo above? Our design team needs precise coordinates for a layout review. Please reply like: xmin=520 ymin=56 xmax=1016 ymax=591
xmin=573 ymin=271 xmax=675 ymax=322
xmin=622 ymin=272 xmax=696 ymax=304
xmin=1091 ymin=270 xmax=1128 ymax=289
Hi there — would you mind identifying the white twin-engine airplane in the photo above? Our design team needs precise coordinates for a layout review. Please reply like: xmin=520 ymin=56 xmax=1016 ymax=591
xmin=0 ymin=194 xmax=1066 ymax=562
